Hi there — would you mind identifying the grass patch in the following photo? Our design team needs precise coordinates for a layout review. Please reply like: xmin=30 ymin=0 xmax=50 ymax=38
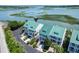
xmin=10 ymin=12 xmax=34 ymax=18
xmin=10 ymin=12 xmax=79 ymax=25
xmin=10 ymin=11 xmax=27 ymax=17
xmin=38 ymin=14 xmax=79 ymax=24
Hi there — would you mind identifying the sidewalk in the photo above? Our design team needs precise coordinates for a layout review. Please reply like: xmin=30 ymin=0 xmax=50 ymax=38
xmin=0 ymin=22 xmax=9 ymax=53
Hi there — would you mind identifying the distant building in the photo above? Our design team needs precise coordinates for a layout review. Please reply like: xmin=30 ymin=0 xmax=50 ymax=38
xmin=48 ymin=25 xmax=66 ymax=46
xmin=23 ymin=21 xmax=43 ymax=38
xmin=68 ymin=30 xmax=79 ymax=53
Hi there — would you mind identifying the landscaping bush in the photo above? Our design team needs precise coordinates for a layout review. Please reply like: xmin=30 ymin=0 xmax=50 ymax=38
xmin=51 ymin=43 xmax=64 ymax=53
xmin=43 ymin=38 xmax=52 ymax=51
xmin=29 ymin=38 xmax=36 ymax=45
xmin=53 ymin=44 xmax=64 ymax=53
xmin=23 ymin=36 xmax=27 ymax=41
xmin=62 ymin=30 xmax=72 ymax=52
xmin=33 ymin=42 xmax=37 ymax=48
xmin=8 ymin=20 xmax=25 ymax=31
xmin=4 ymin=27 xmax=25 ymax=53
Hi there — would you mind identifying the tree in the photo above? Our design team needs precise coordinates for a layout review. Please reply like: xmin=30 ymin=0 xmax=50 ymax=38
xmin=8 ymin=20 xmax=25 ymax=31
xmin=62 ymin=30 xmax=72 ymax=52
xmin=43 ymin=38 xmax=52 ymax=51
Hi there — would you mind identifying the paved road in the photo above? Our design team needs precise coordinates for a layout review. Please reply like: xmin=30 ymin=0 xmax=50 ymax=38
xmin=13 ymin=27 xmax=42 ymax=53
xmin=0 ymin=22 xmax=9 ymax=53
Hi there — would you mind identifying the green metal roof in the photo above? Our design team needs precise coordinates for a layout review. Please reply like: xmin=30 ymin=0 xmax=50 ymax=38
xmin=24 ymin=21 xmax=39 ymax=31
xmin=70 ymin=30 xmax=79 ymax=45
xmin=39 ymin=25 xmax=53 ymax=36
xmin=49 ymin=25 xmax=66 ymax=38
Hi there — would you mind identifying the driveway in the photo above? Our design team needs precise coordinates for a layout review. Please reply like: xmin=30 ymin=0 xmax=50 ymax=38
xmin=13 ymin=27 xmax=42 ymax=53
xmin=0 ymin=22 xmax=9 ymax=53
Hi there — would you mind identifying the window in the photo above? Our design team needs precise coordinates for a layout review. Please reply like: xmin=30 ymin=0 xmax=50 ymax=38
xmin=50 ymin=35 xmax=57 ymax=39
xmin=76 ymin=35 xmax=79 ymax=41
xmin=29 ymin=33 xmax=32 ymax=35
xmin=28 ymin=35 xmax=31 ymax=38
xmin=42 ymin=30 xmax=46 ymax=33
xmin=29 ymin=29 xmax=34 ymax=32
xmin=40 ymin=34 xmax=47 ymax=37
xmin=76 ymin=49 xmax=79 ymax=53
xmin=26 ymin=24 xmax=28 ymax=26
xmin=57 ymin=41 xmax=61 ymax=45
xmin=77 ymin=45 xmax=79 ymax=48
xmin=40 ymin=41 xmax=44 ymax=44
xmin=25 ymin=27 xmax=27 ymax=29
xmin=40 ymin=37 xmax=45 ymax=40
xmin=69 ymin=47 xmax=74 ymax=52
xmin=30 ymin=26 xmax=33 ymax=28
xmin=52 ymin=40 xmax=56 ymax=43
xmin=34 ymin=33 xmax=37 ymax=36
xmin=58 ymin=38 xmax=61 ymax=41
xmin=22 ymin=30 xmax=24 ymax=33
xmin=54 ymin=32 xmax=59 ymax=35
xmin=71 ymin=43 xmax=75 ymax=46
xmin=25 ymin=32 xmax=28 ymax=35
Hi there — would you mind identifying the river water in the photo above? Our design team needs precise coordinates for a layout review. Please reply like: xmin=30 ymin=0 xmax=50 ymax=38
xmin=0 ymin=6 xmax=79 ymax=30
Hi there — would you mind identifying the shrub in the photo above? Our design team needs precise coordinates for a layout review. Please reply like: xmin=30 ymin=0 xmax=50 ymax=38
xmin=33 ymin=42 xmax=37 ymax=48
xmin=51 ymin=43 xmax=64 ymax=53
xmin=4 ymin=28 xmax=25 ymax=53
xmin=43 ymin=38 xmax=52 ymax=51
xmin=29 ymin=38 xmax=36 ymax=45
xmin=8 ymin=20 xmax=25 ymax=31
xmin=62 ymin=30 xmax=72 ymax=52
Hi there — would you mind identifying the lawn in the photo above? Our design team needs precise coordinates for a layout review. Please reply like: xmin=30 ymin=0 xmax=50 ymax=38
xmin=38 ymin=14 xmax=79 ymax=24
